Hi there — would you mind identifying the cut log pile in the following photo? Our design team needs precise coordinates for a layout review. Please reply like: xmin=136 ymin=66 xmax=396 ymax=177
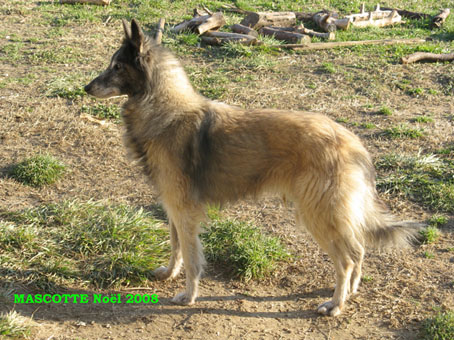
xmin=59 ymin=0 xmax=451 ymax=60
xmin=168 ymin=3 xmax=450 ymax=49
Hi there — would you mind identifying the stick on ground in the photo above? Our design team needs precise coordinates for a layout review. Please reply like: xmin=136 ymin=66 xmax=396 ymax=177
xmin=401 ymin=52 xmax=454 ymax=64
xmin=269 ymin=38 xmax=427 ymax=50
xmin=155 ymin=18 xmax=165 ymax=45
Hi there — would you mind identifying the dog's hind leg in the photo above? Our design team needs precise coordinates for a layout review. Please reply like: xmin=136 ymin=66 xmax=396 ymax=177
xmin=153 ymin=220 xmax=183 ymax=280
xmin=315 ymin=232 xmax=364 ymax=316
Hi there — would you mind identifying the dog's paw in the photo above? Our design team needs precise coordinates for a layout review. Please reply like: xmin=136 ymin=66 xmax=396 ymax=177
xmin=317 ymin=300 xmax=342 ymax=317
xmin=153 ymin=266 xmax=172 ymax=281
xmin=171 ymin=291 xmax=195 ymax=306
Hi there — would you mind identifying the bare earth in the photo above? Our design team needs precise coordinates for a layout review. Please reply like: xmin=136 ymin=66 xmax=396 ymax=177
xmin=1 ymin=2 xmax=453 ymax=339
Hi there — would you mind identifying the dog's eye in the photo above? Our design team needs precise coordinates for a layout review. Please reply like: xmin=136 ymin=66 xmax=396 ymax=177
xmin=113 ymin=63 xmax=122 ymax=71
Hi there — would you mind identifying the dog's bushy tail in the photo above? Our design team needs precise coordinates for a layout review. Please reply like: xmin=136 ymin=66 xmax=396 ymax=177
xmin=364 ymin=199 xmax=424 ymax=250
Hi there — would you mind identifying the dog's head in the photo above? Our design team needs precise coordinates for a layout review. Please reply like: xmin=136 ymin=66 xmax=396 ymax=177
xmin=84 ymin=19 xmax=153 ymax=98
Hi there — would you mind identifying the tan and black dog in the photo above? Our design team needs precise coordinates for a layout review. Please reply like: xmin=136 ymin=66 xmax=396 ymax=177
xmin=85 ymin=19 xmax=421 ymax=316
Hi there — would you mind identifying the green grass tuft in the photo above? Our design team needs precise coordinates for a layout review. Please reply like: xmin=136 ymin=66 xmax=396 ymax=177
xmin=201 ymin=212 xmax=290 ymax=281
xmin=0 ymin=311 xmax=31 ymax=338
xmin=8 ymin=154 xmax=65 ymax=188
xmin=422 ymin=311 xmax=454 ymax=340
xmin=378 ymin=106 xmax=393 ymax=116
xmin=376 ymin=154 xmax=454 ymax=213
xmin=81 ymin=104 xmax=121 ymax=122
xmin=419 ymin=226 xmax=441 ymax=244
xmin=0 ymin=201 xmax=169 ymax=289
xmin=383 ymin=124 xmax=425 ymax=139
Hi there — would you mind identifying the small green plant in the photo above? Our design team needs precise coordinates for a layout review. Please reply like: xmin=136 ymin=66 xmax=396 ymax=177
xmin=201 ymin=214 xmax=290 ymax=281
xmin=384 ymin=124 xmax=424 ymax=139
xmin=320 ymin=62 xmax=337 ymax=74
xmin=361 ymin=122 xmax=376 ymax=129
xmin=423 ymin=251 xmax=435 ymax=259
xmin=8 ymin=154 xmax=65 ymax=188
xmin=407 ymin=87 xmax=424 ymax=97
xmin=419 ymin=226 xmax=440 ymax=244
xmin=422 ymin=310 xmax=454 ymax=340
xmin=81 ymin=104 xmax=121 ymax=122
xmin=412 ymin=116 xmax=434 ymax=123
xmin=429 ymin=215 xmax=448 ymax=227
xmin=378 ymin=106 xmax=393 ymax=116
xmin=362 ymin=275 xmax=374 ymax=282
xmin=0 ymin=311 xmax=31 ymax=338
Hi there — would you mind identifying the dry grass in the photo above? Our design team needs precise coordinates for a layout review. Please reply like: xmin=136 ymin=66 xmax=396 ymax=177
xmin=0 ymin=1 xmax=453 ymax=339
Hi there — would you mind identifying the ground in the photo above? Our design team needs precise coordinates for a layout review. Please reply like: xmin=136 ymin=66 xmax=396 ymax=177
xmin=1 ymin=1 xmax=454 ymax=339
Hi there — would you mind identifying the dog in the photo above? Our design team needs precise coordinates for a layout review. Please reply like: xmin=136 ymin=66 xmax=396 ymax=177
xmin=84 ymin=19 xmax=422 ymax=316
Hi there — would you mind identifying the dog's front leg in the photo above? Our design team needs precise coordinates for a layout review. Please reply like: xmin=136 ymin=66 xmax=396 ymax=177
xmin=166 ymin=210 xmax=206 ymax=305
xmin=154 ymin=220 xmax=183 ymax=280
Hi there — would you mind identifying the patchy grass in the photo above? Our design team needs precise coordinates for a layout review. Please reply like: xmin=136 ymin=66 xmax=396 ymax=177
xmin=81 ymin=103 xmax=121 ymax=122
xmin=422 ymin=311 xmax=454 ymax=340
xmin=0 ymin=310 xmax=31 ymax=339
xmin=419 ymin=226 xmax=441 ymax=244
xmin=8 ymin=154 xmax=66 ymax=188
xmin=383 ymin=124 xmax=425 ymax=139
xmin=0 ymin=201 xmax=169 ymax=290
xmin=376 ymin=153 xmax=454 ymax=213
xmin=378 ymin=106 xmax=393 ymax=116
xmin=201 ymin=210 xmax=290 ymax=281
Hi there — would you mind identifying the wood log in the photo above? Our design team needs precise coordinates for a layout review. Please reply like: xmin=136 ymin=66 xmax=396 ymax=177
xmin=313 ymin=11 xmax=338 ymax=32
xmin=231 ymin=24 xmax=258 ymax=37
xmin=171 ymin=12 xmax=226 ymax=35
xmin=201 ymin=31 xmax=258 ymax=45
xmin=264 ymin=25 xmax=335 ymax=40
xmin=268 ymin=38 xmax=427 ymax=50
xmin=432 ymin=8 xmax=450 ymax=28
xmin=346 ymin=8 xmax=402 ymax=28
xmin=294 ymin=12 xmax=315 ymax=22
xmin=195 ymin=12 xmax=226 ymax=35
xmin=259 ymin=27 xmax=311 ymax=44
xmin=240 ymin=12 xmax=296 ymax=29
xmin=60 ymin=0 xmax=110 ymax=4
xmin=380 ymin=7 xmax=431 ymax=20
xmin=401 ymin=52 xmax=454 ymax=64
xmin=302 ymin=28 xmax=335 ymax=40
xmin=155 ymin=18 xmax=165 ymax=45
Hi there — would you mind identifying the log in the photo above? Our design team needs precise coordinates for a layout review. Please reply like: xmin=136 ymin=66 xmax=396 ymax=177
xmin=294 ymin=12 xmax=315 ymax=22
xmin=60 ymin=0 xmax=110 ymax=4
xmin=346 ymin=8 xmax=402 ymax=28
xmin=432 ymin=8 xmax=450 ymax=28
xmin=401 ymin=52 xmax=454 ymax=64
xmin=240 ymin=12 xmax=296 ymax=29
xmin=259 ymin=26 xmax=311 ymax=44
xmin=268 ymin=38 xmax=427 ymax=50
xmin=155 ymin=18 xmax=165 ymax=45
xmin=171 ymin=12 xmax=226 ymax=35
xmin=231 ymin=24 xmax=258 ymax=37
xmin=380 ymin=7 xmax=431 ymax=20
xmin=313 ymin=11 xmax=338 ymax=32
xmin=195 ymin=12 xmax=226 ymax=35
xmin=264 ymin=25 xmax=334 ymax=40
xmin=201 ymin=31 xmax=258 ymax=45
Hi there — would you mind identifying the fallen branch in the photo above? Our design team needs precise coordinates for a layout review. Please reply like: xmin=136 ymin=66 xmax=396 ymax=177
xmin=201 ymin=31 xmax=258 ymax=45
xmin=155 ymin=18 xmax=165 ymax=45
xmin=401 ymin=52 xmax=454 ymax=64
xmin=269 ymin=38 xmax=427 ymax=50
xmin=432 ymin=8 xmax=450 ymax=28
xmin=60 ymin=0 xmax=110 ymax=4
xmin=263 ymin=25 xmax=334 ymax=40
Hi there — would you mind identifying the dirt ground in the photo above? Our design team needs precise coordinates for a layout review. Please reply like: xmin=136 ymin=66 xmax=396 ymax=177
xmin=1 ymin=2 xmax=454 ymax=339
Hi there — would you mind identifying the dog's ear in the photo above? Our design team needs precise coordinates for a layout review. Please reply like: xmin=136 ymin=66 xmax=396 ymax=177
xmin=130 ymin=19 xmax=145 ymax=54
xmin=122 ymin=19 xmax=132 ymax=40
